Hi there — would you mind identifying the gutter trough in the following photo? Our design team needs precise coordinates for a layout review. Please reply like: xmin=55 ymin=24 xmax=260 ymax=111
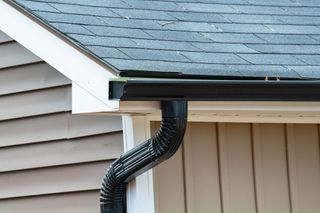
xmin=110 ymin=78 xmax=320 ymax=101
xmin=102 ymin=77 xmax=320 ymax=213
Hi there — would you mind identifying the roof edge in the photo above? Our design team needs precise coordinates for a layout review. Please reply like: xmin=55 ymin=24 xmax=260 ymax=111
xmin=5 ymin=0 xmax=120 ymax=74
xmin=0 ymin=0 xmax=119 ymax=113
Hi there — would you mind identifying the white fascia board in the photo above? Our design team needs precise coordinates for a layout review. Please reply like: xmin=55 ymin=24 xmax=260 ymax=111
xmin=0 ymin=0 xmax=119 ymax=113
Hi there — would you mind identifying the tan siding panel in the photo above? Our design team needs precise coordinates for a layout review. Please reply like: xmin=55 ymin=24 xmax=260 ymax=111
xmin=0 ymin=132 xmax=122 ymax=172
xmin=0 ymin=162 xmax=110 ymax=199
xmin=154 ymin=148 xmax=186 ymax=213
xmin=152 ymin=122 xmax=186 ymax=213
xmin=287 ymin=124 xmax=320 ymax=213
xmin=253 ymin=124 xmax=291 ymax=213
xmin=0 ymin=113 xmax=122 ymax=147
xmin=0 ymin=62 xmax=70 ymax=95
xmin=218 ymin=123 xmax=256 ymax=213
xmin=0 ymin=191 xmax=100 ymax=213
xmin=155 ymin=122 xmax=320 ymax=213
xmin=0 ymin=86 xmax=71 ymax=121
xmin=0 ymin=42 xmax=41 ymax=69
xmin=0 ymin=30 xmax=13 ymax=43
xmin=183 ymin=123 xmax=221 ymax=213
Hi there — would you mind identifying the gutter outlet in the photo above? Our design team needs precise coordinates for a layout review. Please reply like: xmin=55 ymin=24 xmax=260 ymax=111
xmin=100 ymin=101 xmax=188 ymax=213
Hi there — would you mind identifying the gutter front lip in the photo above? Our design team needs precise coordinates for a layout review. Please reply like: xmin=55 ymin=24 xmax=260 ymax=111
xmin=109 ymin=78 xmax=320 ymax=102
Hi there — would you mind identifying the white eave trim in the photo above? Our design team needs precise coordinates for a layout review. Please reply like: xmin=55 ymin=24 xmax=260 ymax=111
xmin=112 ymin=101 xmax=320 ymax=124
xmin=0 ymin=0 xmax=119 ymax=113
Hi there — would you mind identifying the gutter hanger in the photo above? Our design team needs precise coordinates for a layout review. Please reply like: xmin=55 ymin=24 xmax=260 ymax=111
xmin=100 ymin=101 xmax=187 ymax=213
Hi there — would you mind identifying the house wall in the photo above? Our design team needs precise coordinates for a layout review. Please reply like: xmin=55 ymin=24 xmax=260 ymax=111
xmin=0 ymin=30 xmax=123 ymax=212
xmin=152 ymin=122 xmax=320 ymax=213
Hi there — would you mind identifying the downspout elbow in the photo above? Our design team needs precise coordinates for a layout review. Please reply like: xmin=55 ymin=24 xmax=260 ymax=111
xmin=100 ymin=101 xmax=188 ymax=213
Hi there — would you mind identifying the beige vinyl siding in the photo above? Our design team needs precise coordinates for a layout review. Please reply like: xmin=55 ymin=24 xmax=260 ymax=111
xmin=0 ymin=31 xmax=123 ymax=212
xmin=153 ymin=122 xmax=320 ymax=213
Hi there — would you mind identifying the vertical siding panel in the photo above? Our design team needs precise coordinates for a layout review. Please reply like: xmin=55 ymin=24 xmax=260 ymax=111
xmin=252 ymin=124 xmax=266 ymax=213
xmin=152 ymin=122 xmax=186 ymax=213
xmin=287 ymin=124 xmax=320 ymax=213
xmin=286 ymin=124 xmax=301 ymax=213
xmin=218 ymin=123 xmax=256 ymax=213
xmin=255 ymin=124 xmax=291 ymax=213
xmin=183 ymin=123 xmax=221 ymax=213
xmin=218 ymin=123 xmax=231 ymax=213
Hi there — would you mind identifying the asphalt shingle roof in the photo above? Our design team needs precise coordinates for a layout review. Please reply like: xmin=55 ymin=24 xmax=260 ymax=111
xmin=11 ymin=0 xmax=320 ymax=79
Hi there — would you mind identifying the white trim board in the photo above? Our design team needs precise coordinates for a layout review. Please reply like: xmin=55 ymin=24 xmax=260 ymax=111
xmin=122 ymin=115 xmax=155 ymax=213
xmin=0 ymin=0 xmax=119 ymax=113
xmin=115 ymin=101 xmax=320 ymax=124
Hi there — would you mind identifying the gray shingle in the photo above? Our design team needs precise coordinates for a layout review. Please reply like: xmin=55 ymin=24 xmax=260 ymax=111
xmin=285 ymin=7 xmax=320 ymax=16
xmin=49 ymin=3 xmax=119 ymax=17
xmin=132 ymin=39 xmax=200 ymax=51
xmin=231 ymin=5 xmax=290 ymax=15
xmin=238 ymin=54 xmax=306 ymax=65
xmin=51 ymin=23 xmax=94 ymax=35
xmin=124 ymin=0 xmax=183 ymax=11
xmin=34 ymin=12 xmax=106 ymax=25
xmin=256 ymin=34 xmax=320 ymax=45
xmin=277 ymin=16 xmax=320 ymax=25
xmin=295 ymin=0 xmax=320 ymax=7
xmin=294 ymin=55 xmax=320 ymax=65
xmin=311 ymin=36 xmax=320 ymax=42
xmin=157 ymin=21 xmax=222 ymax=32
xmin=86 ymin=46 xmax=130 ymax=59
xmin=191 ymin=42 xmax=257 ymax=53
xmin=119 ymin=48 xmax=191 ymax=62
xmin=167 ymin=12 xmax=230 ymax=23
xmin=181 ymin=52 xmax=248 ymax=64
xmin=105 ymin=58 xmax=242 ymax=76
xmin=15 ymin=0 xmax=59 ymax=12
xmin=202 ymin=33 xmax=266 ymax=43
xmin=266 ymin=25 xmax=320 ymax=35
xmin=247 ymin=44 xmax=320 ymax=54
xmin=84 ymin=26 xmax=152 ymax=39
xmin=214 ymin=24 xmax=273 ymax=33
xmin=177 ymin=3 xmax=238 ymax=13
xmin=287 ymin=66 xmax=320 ymax=78
xmin=34 ymin=0 xmax=130 ymax=8
xmin=221 ymin=14 xmax=283 ymax=24
xmin=228 ymin=65 xmax=301 ymax=78
xmin=70 ymin=34 xmax=138 ymax=47
xmin=144 ymin=30 xmax=211 ymax=42
xmin=98 ymin=17 xmax=163 ymax=30
xmin=245 ymin=0 xmax=300 ymax=6
xmin=111 ymin=8 xmax=176 ymax=21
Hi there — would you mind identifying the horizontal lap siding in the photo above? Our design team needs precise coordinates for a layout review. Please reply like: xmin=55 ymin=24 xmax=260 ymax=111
xmin=0 ymin=191 xmax=100 ymax=213
xmin=0 ymin=31 xmax=123 ymax=212
xmin=154 ymin=122 xmax=320 ymax=213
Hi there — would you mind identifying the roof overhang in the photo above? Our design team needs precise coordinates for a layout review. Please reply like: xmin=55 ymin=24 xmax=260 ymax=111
xmin=0 ymin=0 xmax=119 ymax=113
xmin=106 ymin=78 xmax=320 ymax=123
xmin=2 ymin=0 xmax=320 ymax=123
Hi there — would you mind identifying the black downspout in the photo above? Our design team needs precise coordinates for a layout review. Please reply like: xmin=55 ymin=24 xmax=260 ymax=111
xmin=100 ymin=101 xmax=188 ymax=213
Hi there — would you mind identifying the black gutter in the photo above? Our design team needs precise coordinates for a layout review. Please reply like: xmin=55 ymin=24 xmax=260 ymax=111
xmin=110 ymin=79 xmax=320 ymax=101
xmin=101 ymin=101 xmax=187 ymax=213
